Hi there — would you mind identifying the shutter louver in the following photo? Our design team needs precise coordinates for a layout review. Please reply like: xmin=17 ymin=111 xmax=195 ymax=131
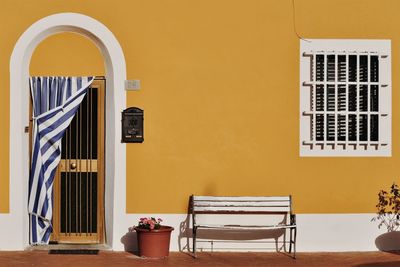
xmin=316 ymin=114 xmax=324 ymax=141
xmin=316 ymin=85 xmax=324 ymax=111
xmin=348 ymin=85 xmax=357 ymax=111
xmin=370 ymin=115 xmax=379 ymax=141
xmin=337 ymin=114 xmax=346 ymax=141
xmin=337 ymin=55 xmax=346 ymax=82
xmin=349 ymin=55 xmax=357 ymax=82
xmin=327 ymin=55 xmax=335 ymax=81
xmin=348 ymin=114 xmax=357 ymax=141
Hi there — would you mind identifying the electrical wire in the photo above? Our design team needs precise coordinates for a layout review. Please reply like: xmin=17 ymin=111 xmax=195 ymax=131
xmin=292 ymin=0 xmax=311 ymax=42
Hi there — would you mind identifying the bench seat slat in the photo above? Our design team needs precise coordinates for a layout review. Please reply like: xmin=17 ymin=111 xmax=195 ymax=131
xmin=196 ymin=224 xmax=296 ymax=230
xmin=193 ymin=196 xmax=290 ymax=202
xmin=193 ymin=206 xmax=291 ymax=212
xmin=194 ymin=201 xmax=291 ymax=207
xmin=194 ymin=211 xmax=289 ymax=215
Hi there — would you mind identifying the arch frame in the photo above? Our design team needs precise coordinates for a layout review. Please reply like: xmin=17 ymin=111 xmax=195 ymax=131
xmin=8 ymin=13 xmax=126 ymax=249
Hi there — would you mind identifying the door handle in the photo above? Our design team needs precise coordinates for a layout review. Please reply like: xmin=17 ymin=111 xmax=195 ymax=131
xmin=70 ymin=162 xmax=77 ymax=170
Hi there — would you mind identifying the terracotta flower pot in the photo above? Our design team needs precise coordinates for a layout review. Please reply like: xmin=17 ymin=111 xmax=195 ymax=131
xmin=135 ymin=226 xmax=174 ymax=258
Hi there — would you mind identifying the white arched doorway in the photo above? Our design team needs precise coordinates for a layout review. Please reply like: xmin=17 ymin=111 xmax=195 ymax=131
xmin=8 ymin=13 xmax=126 ymax=249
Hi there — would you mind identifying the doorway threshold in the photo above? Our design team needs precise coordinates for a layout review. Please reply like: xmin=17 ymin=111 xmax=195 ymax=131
xmin=26 ymin=243 xmax=111 ymax=251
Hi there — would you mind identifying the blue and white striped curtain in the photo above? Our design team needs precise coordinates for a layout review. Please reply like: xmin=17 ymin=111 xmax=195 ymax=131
xmin=28 ymin=76 xmax=94 ymax=245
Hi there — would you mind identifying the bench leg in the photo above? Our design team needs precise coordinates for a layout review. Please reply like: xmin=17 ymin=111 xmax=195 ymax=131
xmin=288 ymin=227 xmax=297 ymax=259
xmin=193 ymin=226 xmax=197 ymax=258
xmin=293 ymin=227 xmax=297 ymax=259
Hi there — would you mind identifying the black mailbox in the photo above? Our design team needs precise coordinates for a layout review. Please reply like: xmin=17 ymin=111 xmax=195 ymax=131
xmin=122 ymin=107 xmax=144 ymax=143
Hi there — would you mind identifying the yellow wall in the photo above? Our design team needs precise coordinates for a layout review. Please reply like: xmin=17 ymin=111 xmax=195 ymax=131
xmin=1 ymin=0 xmax=399 ymax=214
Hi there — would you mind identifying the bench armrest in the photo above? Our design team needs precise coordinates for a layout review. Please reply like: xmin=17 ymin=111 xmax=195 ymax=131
xmin=290 ymin=214 xmax=296 ymax=225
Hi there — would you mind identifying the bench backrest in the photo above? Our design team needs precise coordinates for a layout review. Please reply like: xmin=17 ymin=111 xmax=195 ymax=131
xmin=191 ymin=195 xmax=293 ymax=215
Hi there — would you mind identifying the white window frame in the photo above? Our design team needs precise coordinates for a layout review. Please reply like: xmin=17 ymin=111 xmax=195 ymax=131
xmin=300 ymin=39 xmax=391 ymax=157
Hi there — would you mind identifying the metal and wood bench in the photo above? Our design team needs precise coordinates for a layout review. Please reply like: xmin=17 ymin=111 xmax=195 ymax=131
xmin=190 ymin=195 xmax=297 ymax=258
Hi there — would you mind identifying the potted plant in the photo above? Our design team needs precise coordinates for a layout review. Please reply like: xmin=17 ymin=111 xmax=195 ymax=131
xmin=372 ymin=183 xmax=400 ymax=251
xmin=373 ymin=183 xmax=400 ymax=231
xmin=133 ymin=217 xmax=174 ymax=258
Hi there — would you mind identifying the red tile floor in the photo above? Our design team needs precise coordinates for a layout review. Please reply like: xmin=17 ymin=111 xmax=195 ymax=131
xmin=0 ymin=251 xmax=400 ymax=267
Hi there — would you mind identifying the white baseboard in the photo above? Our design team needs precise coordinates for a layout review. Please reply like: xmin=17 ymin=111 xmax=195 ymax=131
xmin=0 ymin=213 xmax=388 ymax=252
xmin=113 ymin=213 xmax=387 ymax=252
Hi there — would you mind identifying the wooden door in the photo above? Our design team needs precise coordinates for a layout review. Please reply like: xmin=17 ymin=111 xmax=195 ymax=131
xmin=51 ymin=78 xmax=105 ymax=244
